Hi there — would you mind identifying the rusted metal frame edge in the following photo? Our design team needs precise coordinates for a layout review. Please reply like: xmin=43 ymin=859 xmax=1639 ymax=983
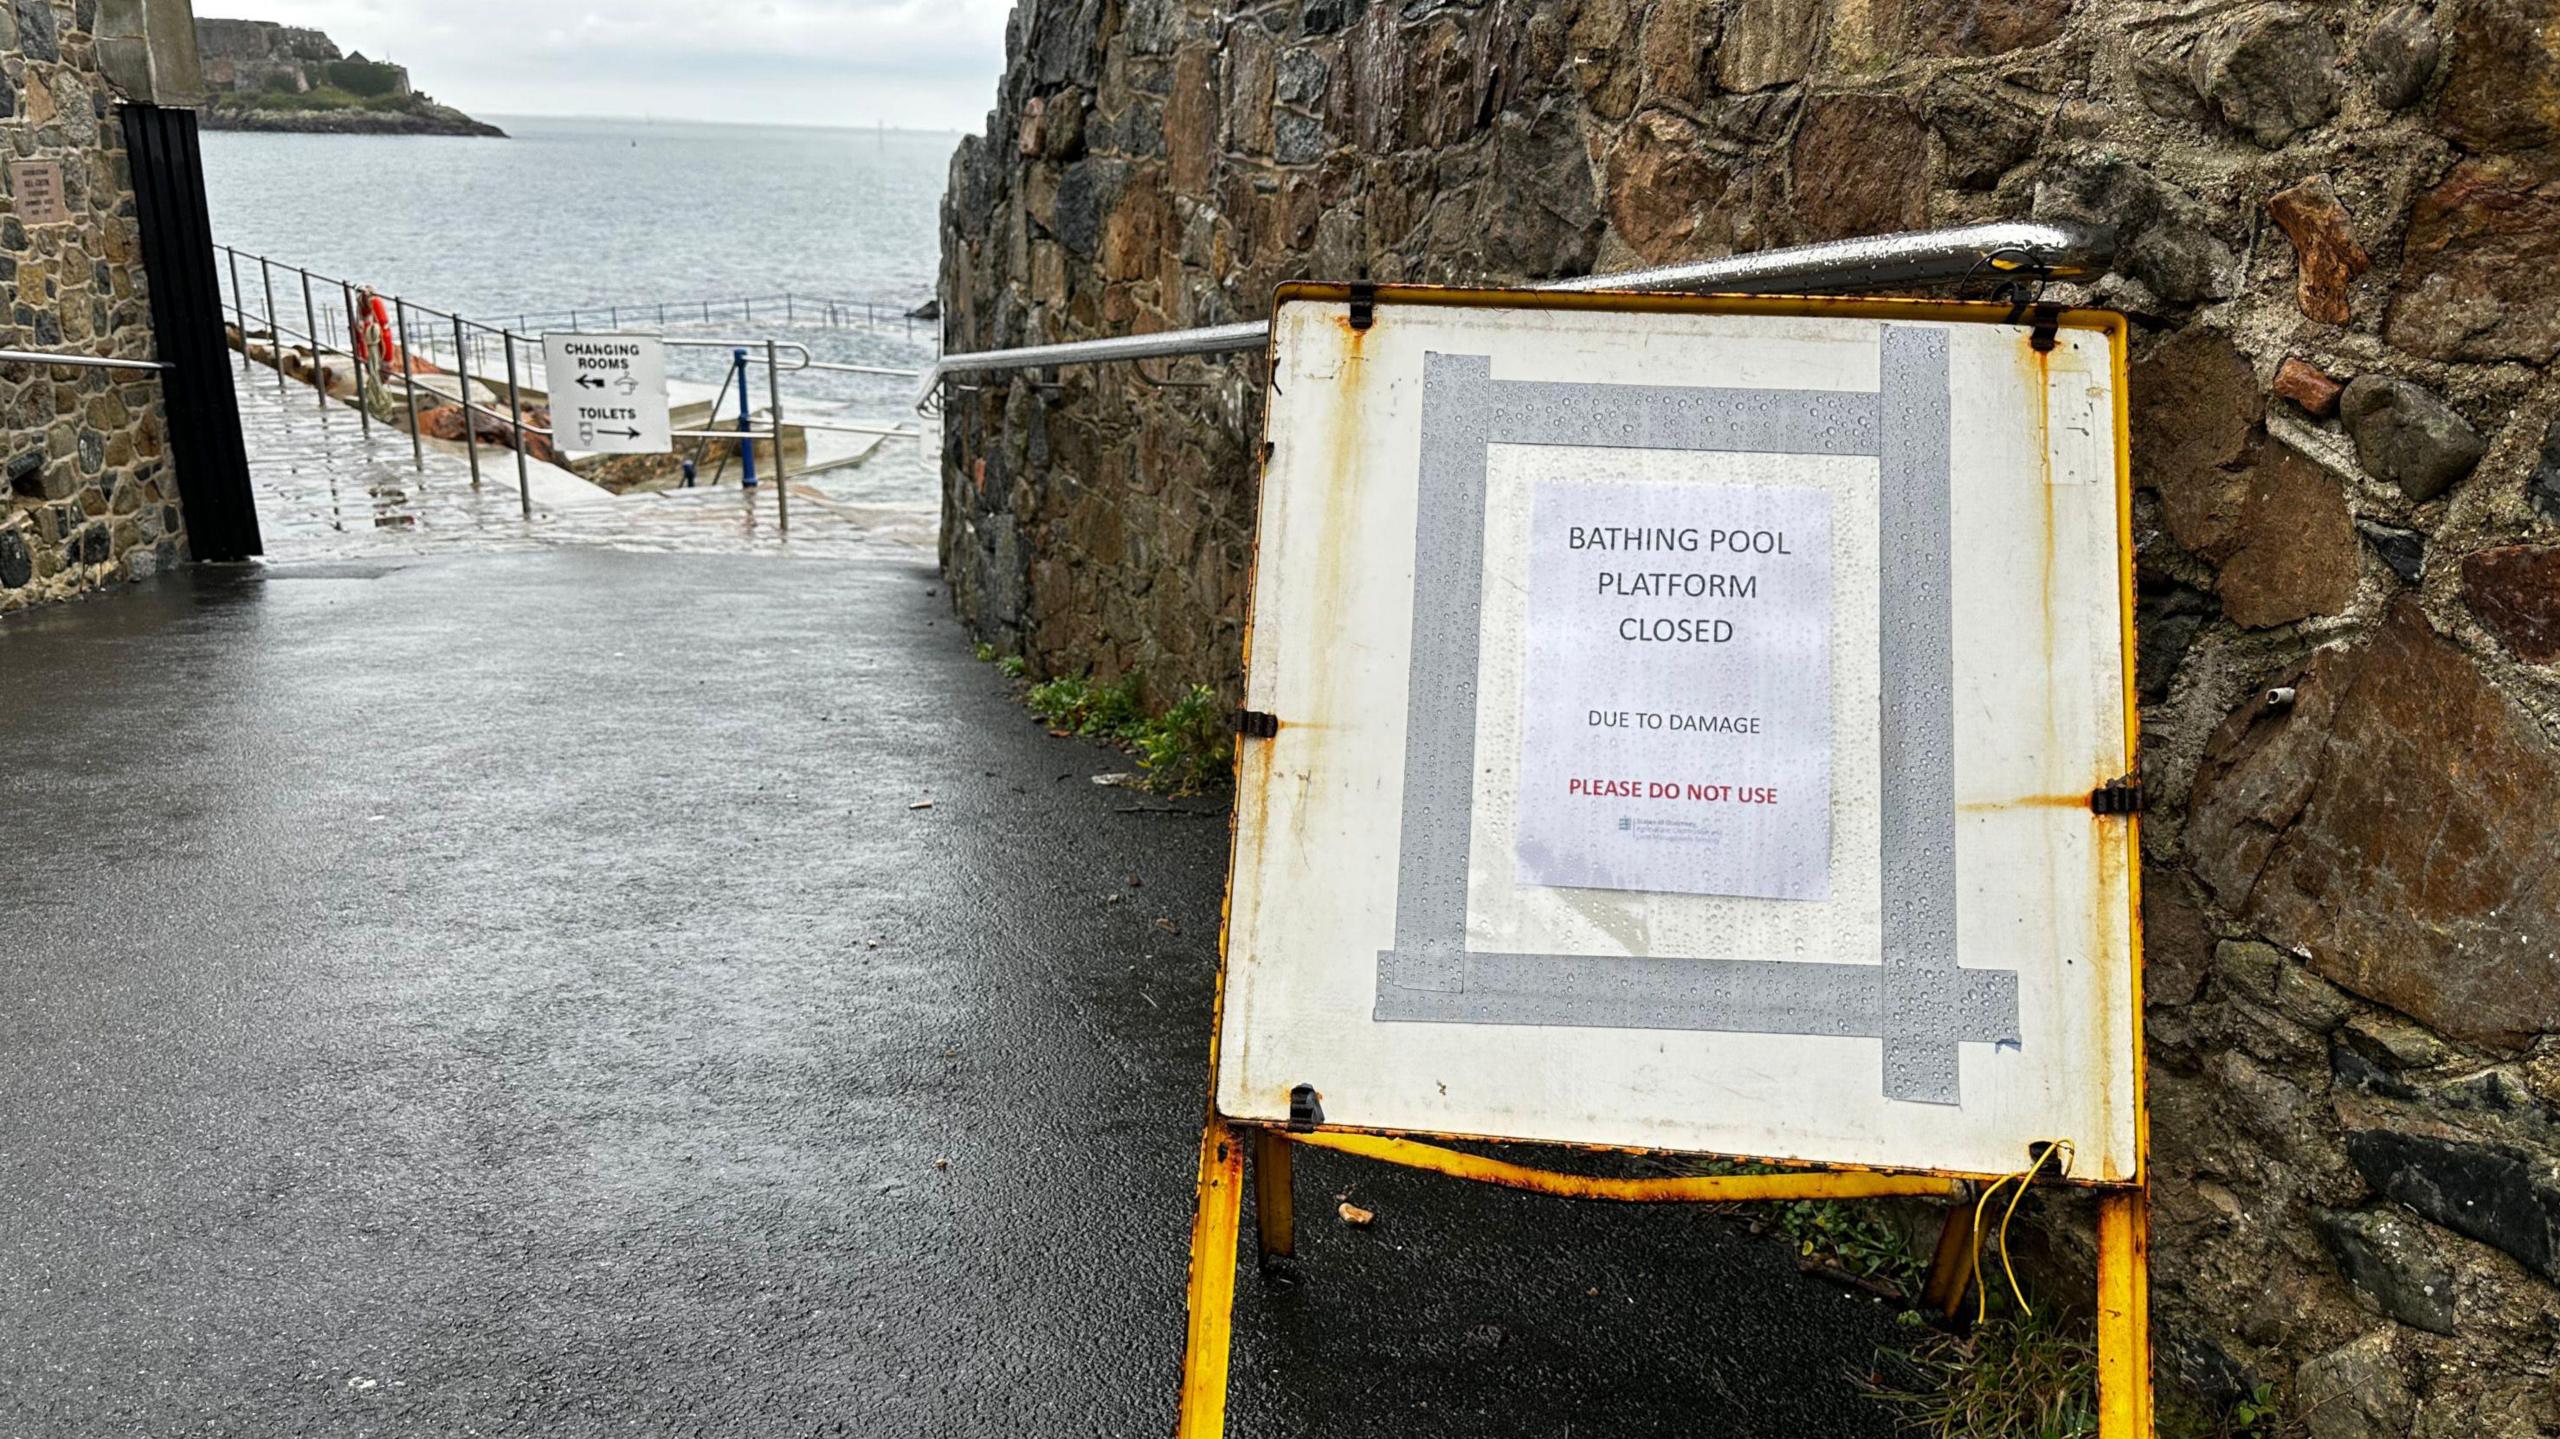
xmin=1233 ymin=1113 xmax=2129 ymax=1190
xmin=2104 ymin=312 xmax=2149 ymax=1191
xmin=1175 ymin=1112 xmax=1247 ymax=1438
xmin=2097 ymin=1188 xmax=2154 ymax=1437
xmin=2101 ymin=307 xmax=2156 ymax=1438
xmin=1168 ymin=303 xmax=1292 ymax=1439
xmin=1272 ymin=1128 xmax=1968 ymax=1202
xmin=1274 ymin=284 xmax=2131 ymax=336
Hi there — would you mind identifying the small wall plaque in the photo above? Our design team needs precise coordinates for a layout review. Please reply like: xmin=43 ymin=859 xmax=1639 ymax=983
xmin=10 ymin=161 xmax=68 ymax=225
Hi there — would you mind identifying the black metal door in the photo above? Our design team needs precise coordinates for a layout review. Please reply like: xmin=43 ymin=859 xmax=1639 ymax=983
xmin=120 ymin=103 xmax=261 ymax=562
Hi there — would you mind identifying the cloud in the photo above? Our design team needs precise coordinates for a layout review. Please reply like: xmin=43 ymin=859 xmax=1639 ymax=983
xmin=193 ymin=0 xmax=1016 ymax=132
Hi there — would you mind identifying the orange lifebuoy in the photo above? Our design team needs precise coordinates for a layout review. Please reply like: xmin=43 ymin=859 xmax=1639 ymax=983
xmin=366 ymin=292 xmax=397 ymax=368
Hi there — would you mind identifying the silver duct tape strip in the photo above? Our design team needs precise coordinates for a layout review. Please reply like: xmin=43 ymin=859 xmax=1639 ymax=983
xmin=1371 ymin=334 xmax=2018 ymax=1107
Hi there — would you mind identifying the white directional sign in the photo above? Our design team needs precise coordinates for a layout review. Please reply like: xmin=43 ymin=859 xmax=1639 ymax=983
xmin=1217 ymin=287 xmax=2140 ymax=1182
xmin=541 ymin=332 xmax=669 ymax=454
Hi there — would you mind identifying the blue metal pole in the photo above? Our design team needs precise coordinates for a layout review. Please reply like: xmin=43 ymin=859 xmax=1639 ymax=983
xmin=734 ymin=347 xmax=758 ymax=489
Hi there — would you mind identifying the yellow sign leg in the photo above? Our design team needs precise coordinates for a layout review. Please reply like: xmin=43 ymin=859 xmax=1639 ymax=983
xmin=2096 ymin=1187 xmax=2154 ymax=1438
xmin=1175 ymin=1112 xmax=1246 ymax=1438
xmin=1916 ymin=1192 xmax=1979 ymax=1320
xmin=1251 ymin=1126 xmax=1296 ymax=1260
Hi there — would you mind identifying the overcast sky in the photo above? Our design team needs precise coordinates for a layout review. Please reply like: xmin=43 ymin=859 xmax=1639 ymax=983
xmin=195 ymin=0 xmax=1015 ymax=133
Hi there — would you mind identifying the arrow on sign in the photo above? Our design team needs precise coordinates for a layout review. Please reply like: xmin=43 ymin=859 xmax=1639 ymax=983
xmin=575 ymin=374 xmax=608 ymax=390
xmin=590 ymin=426 xmax=643 ymax=440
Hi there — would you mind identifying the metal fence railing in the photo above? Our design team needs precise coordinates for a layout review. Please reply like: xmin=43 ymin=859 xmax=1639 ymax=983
xmin=469 ymin=292 xmax=933 ymax=339
xmin=213 ymin=244 xmax=930 ymax=532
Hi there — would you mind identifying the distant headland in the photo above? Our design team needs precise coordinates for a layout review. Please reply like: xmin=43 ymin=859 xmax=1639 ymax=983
xmin=194 ymin=19 xmax=505 ymax=137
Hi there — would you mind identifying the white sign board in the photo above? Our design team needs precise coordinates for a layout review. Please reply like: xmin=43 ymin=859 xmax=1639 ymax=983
xmin=541 ymin=332 xmax=669 ymax=454
xmin=1217 ymin=289 xmax=2140 ymax=1182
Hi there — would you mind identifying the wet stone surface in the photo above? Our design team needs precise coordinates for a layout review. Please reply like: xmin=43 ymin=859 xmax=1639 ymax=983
xmin=2460 ymin=545 xmax=2560 ymax=663
xmin=2338 ymin=373 xmax=2486 ymax=502
xmin=2186 ymin=599 xmax=2560 ymax=1046
xmin=0 ymin=545 xmax=1909 ymax=1436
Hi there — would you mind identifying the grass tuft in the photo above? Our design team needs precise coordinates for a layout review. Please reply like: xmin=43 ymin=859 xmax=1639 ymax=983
xmin=1133 ymin=685 xmax=1233 ymax=796
xmin=1026 ymin=671 xmax=1147 ymax=740
xmin=1866 ymin=1311 xmax=2097 ymax=1439
xmin=1768 ymin=1194 xmax=1926 ymax=1295
xmin=1677 ymin=1156 xmax=1925 ymax=1297
xmin=1021 ymin=670 xmax=1231 ymax=795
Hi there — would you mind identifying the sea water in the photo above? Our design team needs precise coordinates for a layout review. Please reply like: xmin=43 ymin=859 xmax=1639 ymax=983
xmin=202 ymin=115 xmax=950 ymax=324
xmin=202 ymin=116 xmax=957 ymax=502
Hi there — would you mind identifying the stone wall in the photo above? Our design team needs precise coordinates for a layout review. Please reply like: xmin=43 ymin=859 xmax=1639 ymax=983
xmin=939 ymin=0 xmax=2560 ymax=1427
xmin=2 ymin=0 xmax=187 ymax=614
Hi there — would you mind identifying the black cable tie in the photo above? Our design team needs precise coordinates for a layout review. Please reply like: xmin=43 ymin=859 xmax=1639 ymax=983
xmin=2030 ymin=301 xmax=2064 ymax=354
xmin=1287 ymin=1084 xmax=1324 ymax=1130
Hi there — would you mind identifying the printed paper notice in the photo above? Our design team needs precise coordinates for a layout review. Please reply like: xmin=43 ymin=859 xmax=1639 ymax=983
xmin=1514 ymin=478 xmax=1834 ymax=900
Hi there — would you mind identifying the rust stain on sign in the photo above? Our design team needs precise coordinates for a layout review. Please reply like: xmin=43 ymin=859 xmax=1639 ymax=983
xmin=1223 ymin=286 xmax=2141 ymax=1180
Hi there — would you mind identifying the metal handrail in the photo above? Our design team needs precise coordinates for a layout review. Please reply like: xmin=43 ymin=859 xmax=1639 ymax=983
xmin=212 ymin=241 xmax=934 ymax=532
xmin=909 ymin=219 xmax=2115 ymax=407
xmin=466 ymin=290 xmax=930 ymax=332
xmin=795 ymin=418 xmax=920 ymax=437
xmin=0 ymin=348 xmax=171 ymax=372
xmin=800 ymin=359 xmax=924 ymax=381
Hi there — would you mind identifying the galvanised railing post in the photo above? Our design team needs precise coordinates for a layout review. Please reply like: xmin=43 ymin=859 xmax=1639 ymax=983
xmin=225 ymin=247 xmax=249 ymax=374
xmin=394 ymin=296 xmax=424 ymax=471
xmin=766 ymin=338 xmax=787 ymax=533
xmin=340 ymin=279 xmax=372 ymax=439
xmin=451 ymin=313 xmax=482 ymax=488
xmin=733 ymin=346 xmax=757 ymax=492
xmin=501 ymin=329 xmax=532 ymax=519
xmin=299 ymin=268 xmax=326 ymax=413
xmin=259 ymin=257 xmax=286 ymax=393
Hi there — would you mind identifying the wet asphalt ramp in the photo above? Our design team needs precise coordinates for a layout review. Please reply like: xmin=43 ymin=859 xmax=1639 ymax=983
xmin=0 ymin=551 xmax=1902 ymax=1436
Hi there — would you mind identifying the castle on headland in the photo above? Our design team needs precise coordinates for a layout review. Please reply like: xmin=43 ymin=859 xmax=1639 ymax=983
xmin=190 ymin=18 xmax=501 ymax=135
xmin=194 ymin=19 xmax=401 ymax=96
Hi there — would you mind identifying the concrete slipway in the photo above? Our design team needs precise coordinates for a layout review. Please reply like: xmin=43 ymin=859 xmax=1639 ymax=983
xmin=0 ymin=550 xmax=1908 ymax=1429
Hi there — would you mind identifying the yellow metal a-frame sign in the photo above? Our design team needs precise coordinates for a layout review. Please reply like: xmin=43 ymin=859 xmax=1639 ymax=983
xmin=1177 ymin=284 xmax=2151 ymax=1435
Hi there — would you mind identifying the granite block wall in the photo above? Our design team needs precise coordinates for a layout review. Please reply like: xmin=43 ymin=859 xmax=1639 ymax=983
xmin=938 ymin=1 xmax=2560 ymax=1428
xmin=2 ymin=0 xmax=186 ymax=615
